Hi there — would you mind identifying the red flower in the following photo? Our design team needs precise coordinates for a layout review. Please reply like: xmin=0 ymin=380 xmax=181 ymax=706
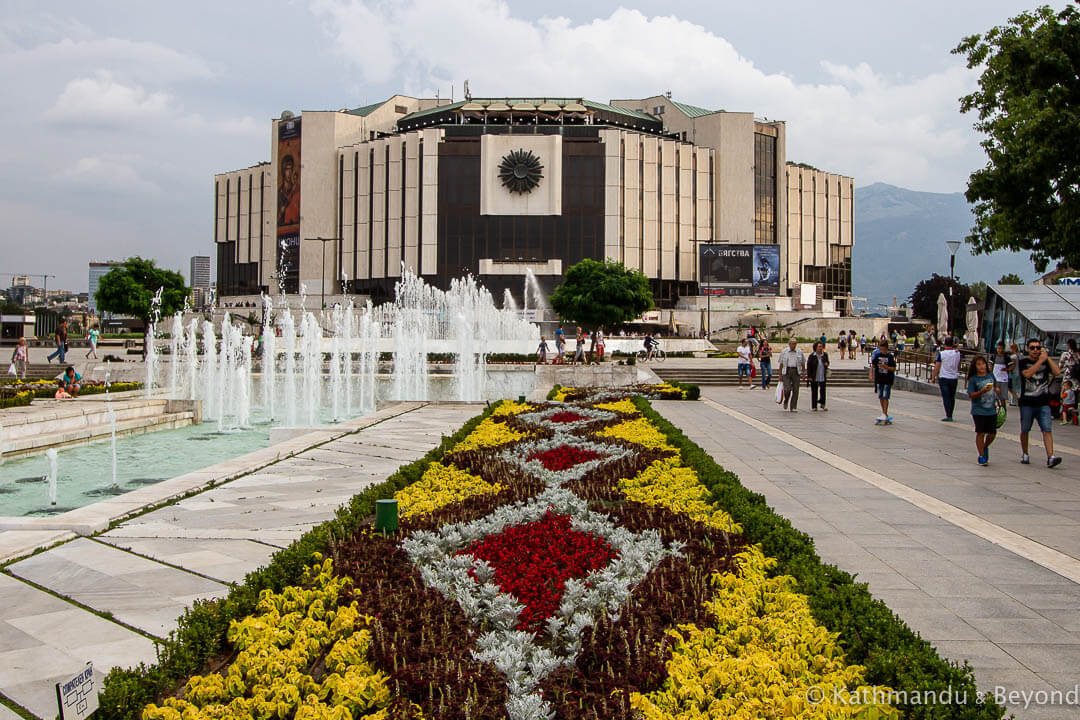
xmin=459 ymin=511 xmax=617 ymax=633
xmin=527 ymin=445 xmax=607 ymax=471
xmin=548 ymin=411 xmax=587 ymax=424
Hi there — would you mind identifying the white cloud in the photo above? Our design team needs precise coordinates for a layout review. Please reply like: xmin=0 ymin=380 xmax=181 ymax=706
xmin=309 ymin=0 xmax=980 ymax=191
xmin=58 ymin=154 xmax=161 ymax=195
xmin=2 ymin=34 xmax=214 ymax=82
xmin=46 ymin=71 xmax=173 ymax=127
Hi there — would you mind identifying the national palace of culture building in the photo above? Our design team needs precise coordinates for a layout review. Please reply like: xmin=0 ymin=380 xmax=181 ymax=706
xmin=213 ymin=93 xmax=853 ymax=311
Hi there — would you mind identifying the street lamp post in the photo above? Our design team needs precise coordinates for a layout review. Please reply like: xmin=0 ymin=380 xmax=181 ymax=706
xmin=945 ymin=240 xmax=961 ymax=334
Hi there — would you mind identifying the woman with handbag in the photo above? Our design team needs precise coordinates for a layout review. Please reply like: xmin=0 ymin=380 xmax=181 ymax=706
xmin=9 ymin=337 xmax=28 ymax=380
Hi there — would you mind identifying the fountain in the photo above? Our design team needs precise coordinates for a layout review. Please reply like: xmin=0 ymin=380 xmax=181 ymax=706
xmin=142 ymin=268 xmax=537 ymax=426
xmin=144 ymin=287 xmax=164 ymax=398
xmin=105 ymin=361 xmax=117 ymax=488
xmin=45 ymin=448 xmax=58 ymax=506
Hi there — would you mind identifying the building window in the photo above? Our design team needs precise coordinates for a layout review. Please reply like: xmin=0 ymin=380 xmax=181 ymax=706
xmin=754 ymin=133 xmax=776 ymax=245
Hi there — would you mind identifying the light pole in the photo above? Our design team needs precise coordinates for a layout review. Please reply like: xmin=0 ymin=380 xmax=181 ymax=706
xmin=945 ymin=240 xmax=961 ymax=334
xmin=308 ymin=237 xmax=340 ymax=310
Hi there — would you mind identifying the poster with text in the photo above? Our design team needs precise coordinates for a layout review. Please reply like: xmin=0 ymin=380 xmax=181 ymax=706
xmin=277 ymin=118 xmax=301 ymax=293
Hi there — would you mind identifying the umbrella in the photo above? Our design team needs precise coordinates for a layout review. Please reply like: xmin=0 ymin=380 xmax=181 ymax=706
xmin=936 ymin=293 xmax=949 ymax=340
xmin=965 ymin=297 xmax=979 ymax=349
xmin=739 ymin=310 xmax=777 ymax=326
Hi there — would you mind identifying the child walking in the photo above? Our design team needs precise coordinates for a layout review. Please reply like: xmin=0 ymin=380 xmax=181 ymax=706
xmin=967 ymin=355 xmax=998 ymax=466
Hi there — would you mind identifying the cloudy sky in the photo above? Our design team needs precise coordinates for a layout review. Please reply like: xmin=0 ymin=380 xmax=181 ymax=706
xmin=0 ymin=0 xmax=1052 ymax=291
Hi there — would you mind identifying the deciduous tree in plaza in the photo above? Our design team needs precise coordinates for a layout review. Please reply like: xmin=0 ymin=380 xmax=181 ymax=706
xmin=95 ymin=257 xmax=189 ymax=330
xmin=550 ymin=259 xmax=653 ymax=331
xmin=909 ymin=274 xmax=971 ymax=331
xmin=998 ymin=272 xmax=1024 ymax=285
xmin=954 ymin=5 xmax=1080 ymax=272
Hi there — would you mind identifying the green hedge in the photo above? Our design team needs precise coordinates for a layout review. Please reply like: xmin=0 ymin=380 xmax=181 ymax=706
xmin=632 ymin=397 xmax=1005 ymax=720
xmin=0 ymin=382 xmax=142 ymax=408
xmin=96 ymin=402 xmax=497 ymax=720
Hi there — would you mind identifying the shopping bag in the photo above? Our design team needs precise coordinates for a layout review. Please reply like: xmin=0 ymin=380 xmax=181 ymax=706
xmin=750 ymin=363 xmax=757 ymax=379
xmin=995 ymin=399 xmax=1007 ymax=429
xmin=6 ymin=362 xmax=15 ymax=376
xmin=775 ymin=383 xmax=784 ymax=404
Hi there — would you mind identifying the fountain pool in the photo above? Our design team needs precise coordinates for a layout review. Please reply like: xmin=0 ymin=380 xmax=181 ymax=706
xmin=0 ymin=423 xmax=270 ymax=517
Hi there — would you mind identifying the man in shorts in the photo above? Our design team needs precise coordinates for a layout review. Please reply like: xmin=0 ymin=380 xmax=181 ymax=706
xmin=1018 ymin=338 xmax=1062 ymax=467
xmin=736 ymin=338 xmax=753 ymax=388
xmin=871 ymin=339 xmax=896 ymax=424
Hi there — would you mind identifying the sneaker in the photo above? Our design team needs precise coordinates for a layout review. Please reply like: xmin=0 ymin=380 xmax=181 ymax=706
xmin=941 ymin=417 xmax=953 ymax=422
xmin=822 ymin=407 xmax=828 ymax=411
xmin=790 ymin=408 xmax=798 ymax=413
xmin=1021 ymin=453 xmax=1030 ymax=464
xmin=812 ymin=407 xmax=818 ymax=411
xmin=1048 ymin=456 xmax=1062 ymax=469
xmin=978 ymin=455 xmax=988 ymax=466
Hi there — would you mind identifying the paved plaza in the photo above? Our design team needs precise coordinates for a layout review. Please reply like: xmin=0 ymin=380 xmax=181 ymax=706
xmin=0 ymin=402 xmax=478 ymax=719
xmin=3 ymin=386 xmax=1080 ymax=718
xmin=656 ymin=385 xmax=1080 ymax=719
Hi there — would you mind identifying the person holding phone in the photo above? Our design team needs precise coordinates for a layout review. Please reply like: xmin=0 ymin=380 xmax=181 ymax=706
xmin=1018 ymin=338 xmax=1062 ymax=468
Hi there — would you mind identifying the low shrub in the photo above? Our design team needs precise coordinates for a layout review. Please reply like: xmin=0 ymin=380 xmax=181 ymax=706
xmin=632 ymin=397 xmax=1005 ymax=720
xmin=96 ymin=402 xmax=497 ymax=720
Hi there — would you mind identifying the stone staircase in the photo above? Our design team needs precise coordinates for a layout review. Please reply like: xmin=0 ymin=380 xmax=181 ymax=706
xmin=654 ymin=365 xmax=871 ymax=387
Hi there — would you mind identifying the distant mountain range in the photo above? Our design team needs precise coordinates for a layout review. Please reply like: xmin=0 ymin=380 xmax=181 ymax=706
xmin=852 ymin=182 xmax=1035 ymax=310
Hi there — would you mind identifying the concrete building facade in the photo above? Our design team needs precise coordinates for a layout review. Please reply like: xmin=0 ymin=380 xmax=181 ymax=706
xmin=213 ymin=94 xmax=852 ymax=310
xmin=88 ymin=261 xmax=121 ymax=315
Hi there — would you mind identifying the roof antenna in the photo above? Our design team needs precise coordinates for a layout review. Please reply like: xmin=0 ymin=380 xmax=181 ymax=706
xmin=464 ymin=79 xmax=471 ymax=101
xmin=665 ymin=90 xmax=672 ymax=99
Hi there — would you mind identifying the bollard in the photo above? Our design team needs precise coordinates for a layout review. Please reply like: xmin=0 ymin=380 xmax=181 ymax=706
xmin=375 ymin=498 xmax=398 ymax=534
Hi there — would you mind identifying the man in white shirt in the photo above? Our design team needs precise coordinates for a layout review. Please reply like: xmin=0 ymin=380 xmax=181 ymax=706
xmin=931 ymin=336 xmax=963 ymax=421
xmin=778 ymin=338 xmax=806 ymax=412
xmin=736 ymin=338 xmax=753 ymax=389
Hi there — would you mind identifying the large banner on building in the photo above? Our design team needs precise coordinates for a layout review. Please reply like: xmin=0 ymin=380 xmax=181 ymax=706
xmin=699 ymin=244 xmax=780 ymax=296
xmin=277 ymin=118 xmax=301 ymax=293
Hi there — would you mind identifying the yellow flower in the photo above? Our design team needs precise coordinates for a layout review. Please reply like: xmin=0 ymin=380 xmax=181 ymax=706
xmin=617 ymin=457 xmax=740 ymax=533
xmin=452 ymin=416 xmax=528 ymax=452
xmin=491 ymin=399 xmax=534 ymax=416
xmin=394 ymin=462 xmax=502 ymax=518
xmin=594 ymin=398 xmax=638 ymax=414
xmin=630 ymin=547 xmax=899 ymax=720
xmin=597 ymin=417 xmax=675 ymax=451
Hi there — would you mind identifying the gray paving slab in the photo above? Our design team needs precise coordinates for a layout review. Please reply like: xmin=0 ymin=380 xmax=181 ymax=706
xmin=7 ymin=539 xmax=227 ymax=637
xmin=0 ymin=573 xmax=157 ymax=719
xmin=655 ymin=388 xmax=1080 ymax=714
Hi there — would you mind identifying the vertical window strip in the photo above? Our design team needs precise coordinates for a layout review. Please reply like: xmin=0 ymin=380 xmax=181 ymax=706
xmin=353 ymin=151 xmax=359 ymax=285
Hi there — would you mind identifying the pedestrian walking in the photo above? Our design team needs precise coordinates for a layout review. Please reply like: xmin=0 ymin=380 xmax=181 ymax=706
xmin=537 ymin=336 xmax=549 ymax=364
xmin=573 ymin=327 xmax=585 ymax=365
xmin=736 ymin=338 xmax=753 ymax=388
xmin=871 ymin=339 xmax=897 ymax=424
xmin=932 ymin=336 xmax=962 ymax=421
xmin=86 ymin=324 xmax=100 ymax=359
xmin=1018 ymin=338 xmax=1062 ymax=467
xmin=837 ymin=333 xmax=846 ymax=359
xmin=848 ymin=330 xmax=857 ymax=359
xmin=758 ymin=338 xmax=773 ymax=390
xmin=47 ymin=319 xmax=68 ymax=364
xmin=967 ymin=355 xmax=998 ymax=465
xmin=1060 ymin=339 xmax=1079 ymax=384
xmin=778 ymin=338 xmax=805 ymax=412
xmin=807 ymin=341 xmax=830 ymax=411
xmin=554 ymin=326 xmax=565 ymax=364
xmin=992 ymin=341 xmax=1015 ymax=405
xmin=9 ymin=337 xmax=28 ymax=380
xmin=1009 ymin=342 xmax=1022 ymax=405
xmin=595 ymin=327 xmax=606 ymax=363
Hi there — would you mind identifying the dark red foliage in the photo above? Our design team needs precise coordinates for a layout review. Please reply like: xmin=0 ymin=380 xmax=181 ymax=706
xmin=459 ymin=511 xmax=617 ymax=633
xmin=527 ymin=445 xmax=607 ymax=471
xmin=334 ymin=534 xmax=509 ymax=720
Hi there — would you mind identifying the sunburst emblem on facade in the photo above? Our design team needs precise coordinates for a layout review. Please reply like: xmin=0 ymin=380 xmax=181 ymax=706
xmin=498 ymin=149 xmax=544 ymax=194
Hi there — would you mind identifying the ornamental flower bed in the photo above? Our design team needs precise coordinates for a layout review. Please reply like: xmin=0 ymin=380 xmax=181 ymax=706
xmin=118 ymin=387 xmax=1005 ymax=720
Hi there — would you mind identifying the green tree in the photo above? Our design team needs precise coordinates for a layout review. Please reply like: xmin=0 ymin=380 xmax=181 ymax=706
xmin=550 ymin=259 xmax=653 ymax=331
xmin=969 ymin=280 xmax=988 ymax=304
xmin=998 ymin=272 xmax=1024 ymax=285
xmin=953 ymin=6 xmax=1080 ymax=272
xmin=95 ymin=257 xmax=189 ymax=329
xmin=908 ymin=273 xmax=971 ymax=332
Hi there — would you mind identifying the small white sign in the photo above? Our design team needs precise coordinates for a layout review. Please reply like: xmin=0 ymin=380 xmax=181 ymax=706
xmin=518 ymin=309 xmax=538 ymax=323
xmin=56 ymin=662 xmax=98 ymax=720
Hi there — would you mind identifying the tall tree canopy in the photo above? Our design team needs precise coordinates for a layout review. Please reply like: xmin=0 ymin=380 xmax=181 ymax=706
xmin=549 ymin=259 xmax=653 ymax=330
xmin=998 ymin=272 xmax=1024 ymax=285
xmin=95 ymin=257 xmax=189 ymax=327
xmin=909 ymin=274 xmax=972 ymax=331
xmin=953 ymin=5 xmax=1080 ymax=272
